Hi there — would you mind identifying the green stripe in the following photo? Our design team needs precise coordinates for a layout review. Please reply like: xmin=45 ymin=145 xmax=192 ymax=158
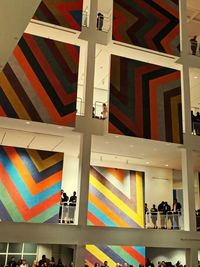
xmin=0 ymin=181 xmax=24 ymax=221
xmin=108 ymin=246 xmax=139 ymax=266
xmin=29 ymin=204 xmax=59 ymax=223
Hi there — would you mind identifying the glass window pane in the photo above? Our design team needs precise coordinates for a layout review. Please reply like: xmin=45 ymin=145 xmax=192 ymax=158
xmin=0 ymin=255 xmax=6 ymax=267
xmin=0 ymin=243 xmax=7 ymax=253
xmin=8 ymin=243 xmax=23 ymax=253
xmin=24 ymin=255 xmax=37 ymax=266
xmin=23 ymin=244 xmax=37 ymax=254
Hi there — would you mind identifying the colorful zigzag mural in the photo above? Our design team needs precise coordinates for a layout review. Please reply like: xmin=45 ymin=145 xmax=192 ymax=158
xmin=0 ymin=146 xmax=63 ymax=223
xmin=0 ymin=33 xmax=80 ymax=127
xmin=86 ymin=245 xmax=146 ymax=267
xmin=109 ymin=55 xmax=182 ymax=144
xmin=88 ymin=166 xmax=144 ymax=228
xmin=34 ymin=0 xmax=83 ymax=31
xmin=113 ymin=0 xmax=180 ymax=56
xmin=87 ymin=167 xmax=145 ymax=266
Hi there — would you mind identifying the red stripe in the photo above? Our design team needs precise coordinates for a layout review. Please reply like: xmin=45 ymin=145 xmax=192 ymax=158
xmin=122 ymin=246 xmax=145 ymax=265
xmin=0 ymin=106 xmax=6 ymax=116
xmin=87 ymin=211 xmax=105 ymax=226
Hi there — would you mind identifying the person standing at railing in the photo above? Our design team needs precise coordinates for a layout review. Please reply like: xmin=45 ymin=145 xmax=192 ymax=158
xmin=172 ymin=198 xmax=182 ymax=230
xmin=190 ymin=35 xmax=198 ymax=55
xmin=195 ymin=112 xmax=200 ymax=135
xmin=150 ymin=204 xmax=158 ymax=229
xmin=158 ymin=201 xmax=165 ymax=229
xmin=61 ymin=192 xmax=69 ymax=223
xmin=101 ymin=103 xmax=108 ymax=119
xmin=69 ymin=191 xmax=77 ymax=223
xmin=97 ymin=12 xmax=104 ymax=31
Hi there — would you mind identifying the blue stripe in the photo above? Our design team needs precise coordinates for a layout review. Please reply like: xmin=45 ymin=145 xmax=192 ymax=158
xmin=88 ymin=202 xmax=116 ymax=227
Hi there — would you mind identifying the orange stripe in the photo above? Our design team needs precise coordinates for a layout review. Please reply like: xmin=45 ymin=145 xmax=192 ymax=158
xmin=4 ymin=147 xmax=62 ymax=195
xmin=89 ymin=192 xmax=129 ymax=227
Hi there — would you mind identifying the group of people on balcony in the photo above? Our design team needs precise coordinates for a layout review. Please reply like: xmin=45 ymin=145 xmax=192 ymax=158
xmin=145 ymin=199 xmax=182 ymax=230
xmin=59 ymin=190 xmax=77 ymax=224
xmin=191 ymin=110 xmax=200 ymax=135
xmin=6 ymin=255 xmax=66 ymax=267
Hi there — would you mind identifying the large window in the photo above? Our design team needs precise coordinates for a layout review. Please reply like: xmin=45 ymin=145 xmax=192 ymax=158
xmin=0 ymin=243 xmax=37 ymax=267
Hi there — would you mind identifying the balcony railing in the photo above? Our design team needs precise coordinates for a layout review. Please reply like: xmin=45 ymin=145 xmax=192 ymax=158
xmin=145 ymin=211 xmax=183 ymax=230
xmin=59 ymin=203 xmax=76 ymax=224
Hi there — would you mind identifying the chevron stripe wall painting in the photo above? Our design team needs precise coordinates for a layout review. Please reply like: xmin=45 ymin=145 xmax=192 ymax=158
xmin=34 ymin=0 xmax=83 ymax=31
xmin=113 ymin=0 xmax=180 ymax=56
xmin=88 ymin=166 xmax=144 ymax=228
xmin=0 ymin=146 xmax=63 ymax=223
xmin=0 ymin=33 xmax=80 ymax=127
xmin=109 ymin=55 xmax=182 ymax=144
xmin=86 ymin=245 xmax=146 ymax=267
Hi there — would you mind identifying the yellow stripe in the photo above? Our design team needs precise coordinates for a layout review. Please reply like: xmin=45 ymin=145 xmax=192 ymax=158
xmin=90 ymin=174 xmax=143 ymax=226
xmin=0 ymin=72 xmax=31 ymax=119
xmin=136 ymin=172 xmax=144 ymax=227
xmin=86 ymin=245 xmax=116 ymax=267
xmin=26 ymin=150 xmax=63 ymax=171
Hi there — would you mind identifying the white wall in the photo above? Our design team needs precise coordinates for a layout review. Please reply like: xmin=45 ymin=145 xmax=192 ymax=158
xmin=62 ymin=155 xmax=79 ymax=198
xmin=37 ymin=245 xmax=52 ymax=260
xmin=61 ymin=155 xmax=80 ymax=224
xmin=147 ymin=248 xmax=186 ymax=266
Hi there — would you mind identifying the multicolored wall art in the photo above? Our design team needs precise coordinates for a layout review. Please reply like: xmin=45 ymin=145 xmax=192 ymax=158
xmin=88 ymin=166 xmax=144 ymax=228
xmin=33 ymin=0 xmax=83 ymax=31
xmin=109 ymin=55 xmax=182 ymax=144
xmin=113 ymin=0 xmax=180 ymax=56
xmin=0 ymin=146 xmax=63 ymax=223
xmin=0 ymin=33 xmax=80 ymax=127
xmin=86 ymin=245 xmax=145 ymax=267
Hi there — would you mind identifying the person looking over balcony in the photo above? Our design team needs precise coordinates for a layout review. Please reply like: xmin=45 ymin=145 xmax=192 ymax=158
xmin=150 ymin=204 xmax=158 ymax=229
xmin=101 ymin=103 xmax=108 ymax=119
xmin=190 ymin=35 xmax=198 ymax=55
xmin=172 ymin=198 xmax=182 ymax=230
xmin=97 ymin=12 xmax=104 ymax=31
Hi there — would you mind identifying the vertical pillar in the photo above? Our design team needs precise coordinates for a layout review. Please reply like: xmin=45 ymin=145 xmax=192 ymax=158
xmin=77 ymin=133 xmax=92 ymax=226
xmin=74 ymin=245 xmax=86 ymax=267
xmin=84 ymin=0 xmax=98 ymax=118
xmin=179 ymin=0 xmax=191 ymax=137
xmin=182 ymin=148 xmax=196 ymax=231
xmin=186 ymin=248 xmax=198 ymax=267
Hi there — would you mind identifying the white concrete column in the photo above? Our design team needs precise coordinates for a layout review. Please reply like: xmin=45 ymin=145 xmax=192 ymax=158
xmin=182 ymin=148 xmax=196 ymax=231
xmin=77 ymin=133 xmax=92 ymax=226
xmin=74 ymin=245 xmax=86 ymax=267
xmin=179 ymin=0 xmax=191 ymax=138
xmin=83 ymin=0 xmax=98 ymax=118
xmin=186 ymin=248 xmax=198 ymax=267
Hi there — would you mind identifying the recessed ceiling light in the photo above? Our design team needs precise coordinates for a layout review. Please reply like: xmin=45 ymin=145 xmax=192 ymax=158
xmin=194 ymin=76 xmax=198 ymax=79
xmin=57 ymin=126 xmax=63 ymax=129
xmin=165 ymin=164 xmax=169 ymax=167
xmin=146 ymin=161 xmax=150 ymax=164
xmin=26 ymin=121 xmax=31 ymax=125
